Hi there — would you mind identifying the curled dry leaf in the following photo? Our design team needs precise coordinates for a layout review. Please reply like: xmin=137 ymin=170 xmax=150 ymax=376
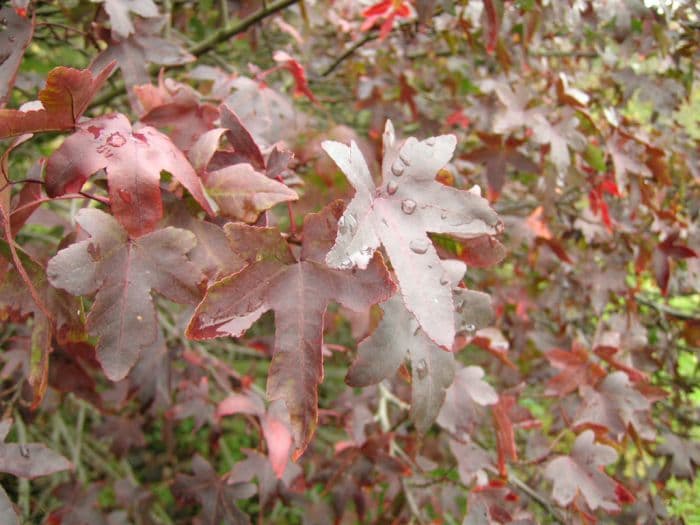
xmin=0 ymin=63 xmax=116 ymax=139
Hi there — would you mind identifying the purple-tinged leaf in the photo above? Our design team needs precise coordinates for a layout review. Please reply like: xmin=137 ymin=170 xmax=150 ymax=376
xmin=544 ymin=430 xmax=626 ymax=511
xmin=0 ymin=5 xmax=33 ymax=106
xmin=46 ymin=113 xmax=213 ymax=237
xmin=187 ymin=201 xmax=395 ymax=456
xmin=322 ymin=120 xmax=500 ymax=347
xmin=47 ymin=209 xmax=203 ymax=380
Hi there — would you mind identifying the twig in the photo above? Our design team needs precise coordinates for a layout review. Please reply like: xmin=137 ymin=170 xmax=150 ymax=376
xmin=508 ymin=472 xmax=566 ymax=524
xmin=635 ymin=294 xmax=700 ymax=321
xmin=320 ymin=32 xmax=378 ymax=77
xmin=89 ymin=0 xmax=301 ymax=109
xmin=529 ymin=50 xmax=598 ymax=58
xmin=189 ymin=0 xmax=300 ymax=56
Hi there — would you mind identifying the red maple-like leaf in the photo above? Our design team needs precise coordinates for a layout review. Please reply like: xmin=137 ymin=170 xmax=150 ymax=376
xmin=45 ymin=113 xmax=214 ymax=238
xmin=173 ymin=455 xmax=256 ymax=525
xmin=134 ymin=74 xmax=219 ymax=152
xmin=437 ymin=365 xmax=498 ymax=436
xmin=545 ymin=430 xmax=630 ymax=512
xmin=0 ymin=64 xmax=115 ymax=139
xmin=273 ymin=51 xmax=317 ymax=103
xmin=217 ymin=392 xmax=293 ymax=479
xmin=322 ymin=120 xmax=501 ymax=348
xmin=186 ymin=105 xmax=298 ymax=223
xmin=544 ymin=343 xmax=606 ymax=396
xmin=347 ymin=261 xmax=493 ymax=433
xmin=361 ymin=0 xmax=414 ymax=40
xmin=91 ymin=16 xmax=194 ymax=112
xmin=187 ymin=201 xmax=396 ymax=456
xmin=47 ymin=209 xmax=204 ymax=381
xmin=574 ymin=371 xmax=655 ymax=441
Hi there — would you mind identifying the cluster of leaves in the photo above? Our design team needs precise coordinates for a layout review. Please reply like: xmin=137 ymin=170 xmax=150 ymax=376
xmin=0 ymin=0 xmax=699 ymax=524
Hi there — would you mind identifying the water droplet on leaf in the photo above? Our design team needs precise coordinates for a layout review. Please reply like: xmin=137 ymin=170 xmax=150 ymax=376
xmin=409 ymin=238 xmax=429 ymax=254
xmin=339 ymin=258 xmax=353 ymax=270
xmin=387 ymin=180 xmax=399 ymax=195
xmin=464 ymin=323 xmax=476 ymax=335
xmin=415 ymin=359 xmax=428 ymax=379
xmin=401 ymin=199 xmax=417 ymax=214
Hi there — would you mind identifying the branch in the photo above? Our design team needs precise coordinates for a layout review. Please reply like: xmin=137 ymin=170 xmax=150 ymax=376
xmin=508 ymin=472 xmax=567 ymax=524
xmin=188 ymin=0 xmax=300 ymax=56
xmin=89 ymin=0 xmax=301 ymax=109
xmin=635 ymin=294 xmax=700 ymax=321
xmin=320 ymin=32 xmax=378 ymax=77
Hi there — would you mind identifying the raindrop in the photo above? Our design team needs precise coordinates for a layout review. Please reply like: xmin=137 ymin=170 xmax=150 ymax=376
xmin=425 ymin=137 xmax=436 ymax=146
xmin=399 ymin=149 xmax=411 ymax=166
xmin=401 ymin=199 xmax=417 ymax=215
xmin=409 ymin=239 xmax=429 ymax=254
xmin=386 ymin=180 xmax=399 ymax=195
xmin=415 ymin=359 xmax=428 ymax=380
xmin=136 ymin=315 xmax=143 ymax=321
xmin=439 ymin=273 xmax=449 ymax=285
xmin=8 ymin=35 xmax=16 ymax=43
xmin=338 ymin=214 xmax=358 ymax=235
xmin=464 ymin=323 xmax=476 ymax=335
xmin=440 ymin=211 xmax=448 ymax=220
xmin=346 ymin=214 xmax=358 ymax=234
xmin=339 ymin=258 xmax=353 ymax=270
xmin=19 ymin=444 xmax=29 ymax=458
xmin=391 ymin=161 xmax=404 ymax=177
xmin=456 ymin=300 xmax=465 ymax=313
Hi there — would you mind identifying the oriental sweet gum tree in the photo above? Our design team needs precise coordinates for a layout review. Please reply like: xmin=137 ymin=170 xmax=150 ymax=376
xmin=0 ymin=0 xmax=699 ymax=524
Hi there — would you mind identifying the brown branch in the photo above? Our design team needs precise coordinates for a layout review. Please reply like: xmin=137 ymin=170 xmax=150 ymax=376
xmin=189 ymin=0 xmax=300 ymax=56
xmin=89 ymin=0 xmax=301 ymax=109
xmin=0 ymin=207 xmax=55 ymax=329
xmin=320 ymin=32 xmax=378 ymax=77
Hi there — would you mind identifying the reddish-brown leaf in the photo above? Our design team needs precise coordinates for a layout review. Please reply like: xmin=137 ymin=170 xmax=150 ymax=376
xmin=0 ymin=63 xmax=115 ymax=139
xmin=545 ymin=430 xmax=628 ymax=511
xmin=545 ymin=343 xmax=606 ymax=396
xmin=187 ymin=201 xmax=395 ymax=456
xmin=46 ymin=113 xmax=213 ymax=238
xmin=47 ymin=209 xmax=204 ymax=380
xmin=0 ymin=419 xmax=72 ymax=479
